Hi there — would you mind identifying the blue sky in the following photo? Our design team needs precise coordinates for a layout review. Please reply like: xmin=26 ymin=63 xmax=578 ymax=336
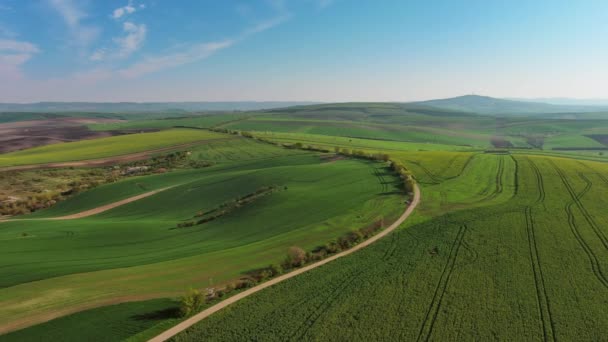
xmin=0 ymin=0 xmax=607 ymax=102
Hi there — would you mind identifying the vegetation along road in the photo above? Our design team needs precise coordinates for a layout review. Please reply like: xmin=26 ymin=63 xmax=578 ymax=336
xmin=149 ymin=184 xmax=420 ymax=342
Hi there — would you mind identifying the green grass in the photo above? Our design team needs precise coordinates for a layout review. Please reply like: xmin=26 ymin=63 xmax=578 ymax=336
xmin=221 ymin=118 xmax=493 ymax=147
xmin=88 ymin=114 xmax=249 ymax=131
xmin=0 ymin=129 xmax=229 ymax=167
xmin=173 ymin=150 xmax=608 ymax=341
xmin=0 ymin=138 xmax=404 ymax=336
xmin=0 ymin=299 xmax=178 ymax=342
xmin=6 ymin=103 xmax=608 ymax=341
xmin=543 ymin=134 xmax=605 ymax=150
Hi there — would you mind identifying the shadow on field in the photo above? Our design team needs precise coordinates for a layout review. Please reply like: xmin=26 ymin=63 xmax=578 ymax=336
xmin=132 ymin=306 xmax=181 ymax=321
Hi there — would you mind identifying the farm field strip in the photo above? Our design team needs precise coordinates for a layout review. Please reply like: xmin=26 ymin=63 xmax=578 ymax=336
xmin=0 ymin=138 xmax=406 ymax=336
xmin=0 ymin=129 xmax=230 ymax=168
xmin=149 ymin=185 xmax=420 ymax=342
xmin=169 ymin=152 xmax=608 ymax=341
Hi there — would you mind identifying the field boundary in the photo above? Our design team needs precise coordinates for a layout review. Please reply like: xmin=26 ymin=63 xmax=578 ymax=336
xmin=148 ymin=184 xmax=420 ymax=342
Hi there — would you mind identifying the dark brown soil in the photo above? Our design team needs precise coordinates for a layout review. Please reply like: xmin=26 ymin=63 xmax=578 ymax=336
xmin=490 ymin=136 xmax=514 ymax=148
xmin=0 ymin=118 xmax=125 ymax=153
xmin=586 ymin=134 xmax=608 ymax=146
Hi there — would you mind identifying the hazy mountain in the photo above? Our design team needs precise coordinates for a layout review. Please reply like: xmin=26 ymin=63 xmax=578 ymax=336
xmin=0 ymin=102 xmax=321 ymax=113
xmin=411 ymin=95 xmax=608 ymax=115
xmin=510 ymin=98 xmax=608 ymax=106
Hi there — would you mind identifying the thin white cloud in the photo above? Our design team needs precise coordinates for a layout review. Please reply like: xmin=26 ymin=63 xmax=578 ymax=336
xmin=117 ymin=11 xmax=288 ymax=78
xmin=89 ymin=48 xmax=106 ymax=61
xmin=0 ymin=39 xmax=40 ymax=53
xmin=118 ymin=39 xmax=234 ymax=78
xmin=112 ymin=1 xmax=140 ymax=20
xmin=90 ymin=21 xmax=146 ymax=61
xmin=0 ymin=39 xmax=40 ymax=79
xmin=114 ymin=22 xmax=146 ymax=57
xmin=48 ymin=0 xmax=100 ymax=47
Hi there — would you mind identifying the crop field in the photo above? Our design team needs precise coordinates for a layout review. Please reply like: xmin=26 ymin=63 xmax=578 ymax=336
xmin=0 ymin=136 xmax=404 ymax=336
xmin=0 ymin=299 xmax=178 ymax=342
xmin=88 ymin=114 xmax=250 ymax=131
xmin=173 ymin=151 xmax=608 ymax=341
xmin=0 ymin=129 xmax=229 ymax=167
xmin=3 ymin=102 xmax=608 ymax=342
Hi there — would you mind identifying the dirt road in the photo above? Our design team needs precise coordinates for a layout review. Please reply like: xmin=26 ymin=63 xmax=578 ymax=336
xmin=148 ymin=184 xmax=421 ymax=342
xmin=0 ymin=187 xmax=172 ymax=222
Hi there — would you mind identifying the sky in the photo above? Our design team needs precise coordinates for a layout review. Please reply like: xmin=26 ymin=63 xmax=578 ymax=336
xmin=0 ymin=0 xmax=607 ymax=102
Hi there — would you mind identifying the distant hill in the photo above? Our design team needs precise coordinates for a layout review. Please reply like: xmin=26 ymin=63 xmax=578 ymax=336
xmin=410 ymin=95 xmax=608 ymax=115
xmin=0 ymin=102 xmax=321 ymax=113
xmin=510 ymin=98 xmax=608 ymax=106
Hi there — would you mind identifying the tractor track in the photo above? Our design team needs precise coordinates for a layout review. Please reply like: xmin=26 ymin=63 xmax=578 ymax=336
xmin=551 ymin=163 xmax=608 ymax=289
xmin=524 ymin=206 xmax=556 ymax=341
xmin=415 ymin=225 xmax=466 ymax=342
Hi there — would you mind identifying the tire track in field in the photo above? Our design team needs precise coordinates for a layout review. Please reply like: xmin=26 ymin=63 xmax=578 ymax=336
xmin=528 ymin=158 xmax=546 ymax=205
xmin=474 ymin=155 xmax=504 ymax=203
xmin=415 ymin=225 xmax=466 ymax=342
xmin=510 ymin=155 xmax=519 ymax=196
xmin=404 ymin=160 xmax=442 ymax=185
xmin=577 ymin=173 xmax=608 ymax=250
xmin=524 ymin=206 xmax=556 ymax=342
xmin=288 ymin=269 xmax=364 ymax=341
xmin=442 ymin=153 xmax=477 ymax=181
xmin=552 ymin=162 xmax=608 ymax=250
xmin=576 ymin=161 xmax=608 ymax=187
xmin=552 ymin=163 xmax=608 ymax=289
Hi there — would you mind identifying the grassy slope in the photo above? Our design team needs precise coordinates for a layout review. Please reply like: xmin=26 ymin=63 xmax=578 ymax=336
xmin=0 ymin=139 xmax=403 ymax=336
xmin=0 ymin=129 xmax=228 ymax=167
xmin=88 ymin=114 xmax=249 ymax=131
xmin=0 ymin=299 xmax=178 ymax=342
xmin=174 ymin=149 xmax=608 ymax=341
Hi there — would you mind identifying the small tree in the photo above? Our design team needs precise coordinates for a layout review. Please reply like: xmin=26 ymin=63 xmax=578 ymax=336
xmin=179 ymin=288 xmax=205 ymax=317
xmin=285 ymin=246 xmax=307 ymax=268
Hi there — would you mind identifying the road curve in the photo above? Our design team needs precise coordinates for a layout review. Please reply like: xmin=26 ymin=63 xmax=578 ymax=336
xmin=149 ymin=184 xmax=421 ymax=342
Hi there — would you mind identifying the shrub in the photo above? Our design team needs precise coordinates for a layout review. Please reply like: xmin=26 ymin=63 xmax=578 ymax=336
xmin=284 ymin=246 xmax=307 ymax=268
xmin=179 ymin=288 xmax=205 ymax=317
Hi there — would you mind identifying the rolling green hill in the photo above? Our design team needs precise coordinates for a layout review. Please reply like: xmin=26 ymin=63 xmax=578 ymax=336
xmin=0 ymin=137 xmax=404 ymax=336
xmin=173 ymin=150 xmax=608 ymax=341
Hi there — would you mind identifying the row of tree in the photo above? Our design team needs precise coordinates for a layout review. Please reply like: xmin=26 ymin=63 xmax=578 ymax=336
xmin=179 ymin=218 xmax=389 ymax=317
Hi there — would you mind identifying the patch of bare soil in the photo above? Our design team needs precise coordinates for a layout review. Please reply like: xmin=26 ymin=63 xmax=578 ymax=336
xmin=0 ymin=118 xmax=125 ymax=153
xmin=586 ymin=134 xmax=608 ymax=146
xmin=490 ymin=136 xmax=514 ymax=148
xmin=0 ymin=137 xmax=236 ymax=172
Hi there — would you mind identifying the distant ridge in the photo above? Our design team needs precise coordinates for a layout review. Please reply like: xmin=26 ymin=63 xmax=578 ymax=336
xmin=410 ymin=95 xmax=608 ymax=115
xmin=0 ymin=102 xmax=321 ymax=113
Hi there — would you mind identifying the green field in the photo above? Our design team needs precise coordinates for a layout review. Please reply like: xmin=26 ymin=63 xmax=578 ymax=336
xmin=0 ymin=299 xmax=179 ymax=342
xmin=174 ymin=151 xmax=608 ymax=341
xmin=3 ymin=102 xmax=608 ymax=341
xmin=0 ymin=136 xmax=404 ymax=336
xmin=0 ymin=129 xmax=229 ymax=167
xmin=88 ymin=114 xmax=250 ymax=131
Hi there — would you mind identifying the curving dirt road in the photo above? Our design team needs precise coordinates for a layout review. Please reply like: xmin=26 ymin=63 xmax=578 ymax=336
xmin=148 ymin=184 xmax=421 ymax=342
xmin=0 ymin=187 xmax=172 ymax=222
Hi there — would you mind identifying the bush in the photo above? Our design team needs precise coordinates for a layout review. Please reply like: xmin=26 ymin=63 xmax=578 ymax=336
xmin=179 ymin=288 xmax=205 ymax=317
xmin=284 ymin=246 xmax=307 ymax=268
